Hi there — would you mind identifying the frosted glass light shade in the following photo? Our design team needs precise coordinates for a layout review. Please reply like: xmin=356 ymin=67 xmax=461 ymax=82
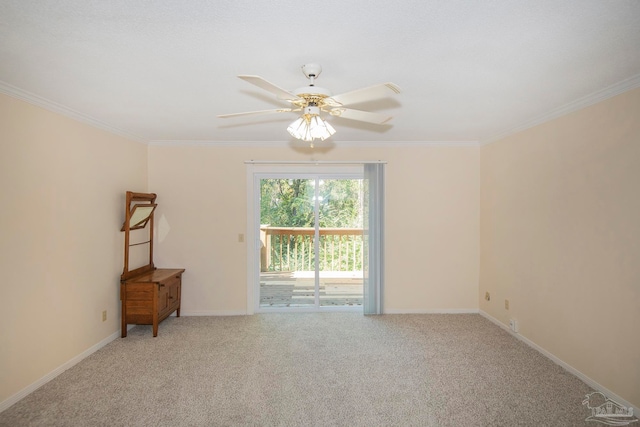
xmin=287 ymin=114 xmax=335 ymax=142
xmin=309 ymin=116 xmax=336 ymax=141
xmin=287 ymin=117 xmax=307 ymax=140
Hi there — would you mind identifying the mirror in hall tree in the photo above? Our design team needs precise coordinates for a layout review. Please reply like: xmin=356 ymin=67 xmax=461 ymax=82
xmin=120 ymin=203 xmax=157 ymax=231
xmin=121 ymin=191 xmax=157 ymax=281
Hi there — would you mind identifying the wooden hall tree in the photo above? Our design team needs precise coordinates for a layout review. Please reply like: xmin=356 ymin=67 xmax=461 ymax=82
xmin=119 ymin=191 xmax=185 ymax=337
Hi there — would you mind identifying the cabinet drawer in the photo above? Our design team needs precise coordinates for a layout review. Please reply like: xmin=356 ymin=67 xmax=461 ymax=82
xmin=122 ymin=283 xmax=154 ymax=301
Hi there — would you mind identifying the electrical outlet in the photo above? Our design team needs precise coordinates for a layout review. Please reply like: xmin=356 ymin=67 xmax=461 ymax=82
xmin=102 ymin=310 xmax=107 ymax=322
xmin=505 ymin=299 xmax=509 ymax=310
xmin=238 ymin=233 xmax=244 ymax=243
xmin=485 ymin=292 xmax=490 ymax=301
xmin=509 ymin=319 xmax=519 ymax=333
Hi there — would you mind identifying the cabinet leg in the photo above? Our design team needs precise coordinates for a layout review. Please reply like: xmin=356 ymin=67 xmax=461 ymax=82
xmin=177 ymin=307 xmax=181 ymax=317
xmin=121 ymin=309 xmax=127 ymax=337
xmin=153 ymin=323 xmax=158 ymax=337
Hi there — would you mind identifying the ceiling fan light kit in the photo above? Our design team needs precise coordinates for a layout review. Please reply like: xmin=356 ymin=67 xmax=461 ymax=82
xmin=287 ymin=113 xmax=336 ymax=147
xmin=219 ymin=63 xmax=400 ymax=145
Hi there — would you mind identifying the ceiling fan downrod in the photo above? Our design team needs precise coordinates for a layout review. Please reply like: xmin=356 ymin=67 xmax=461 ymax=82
xmin=301 ymin=63 xmax=322 ymax=87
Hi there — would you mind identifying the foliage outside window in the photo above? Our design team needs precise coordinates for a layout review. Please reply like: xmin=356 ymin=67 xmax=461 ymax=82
xmin=260 ymin=179 xmax=364 ymax=272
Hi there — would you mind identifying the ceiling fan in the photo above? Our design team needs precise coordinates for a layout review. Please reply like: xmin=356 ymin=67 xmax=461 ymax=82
xmin=218 ymin=63 xmax=401 ymax=146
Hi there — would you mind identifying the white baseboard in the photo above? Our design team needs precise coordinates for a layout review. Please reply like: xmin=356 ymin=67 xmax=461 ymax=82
xmin=479 ymin=310 xmax=639 ymax=416
xmin=0 ymin=326 xmax=132 ymax=413
xmin=186 ymin=309 xmax=481 ymax=315
xmin=180 ymin=310 xmax=247 ymax=316
xmin=384 ymin=308 xmax=479 ymax=314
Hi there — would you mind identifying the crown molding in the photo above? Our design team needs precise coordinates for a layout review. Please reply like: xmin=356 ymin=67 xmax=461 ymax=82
xmin=320 ymin=140 xmax=480 ymax=148
xmin=481 ymin=73 xmax=640 ymax=145
xmin=0 ymin=80 xmax=147 ymax=144
xmin=148 ymin=140 xmax=480 ymax=148
xmin=8 ymin=70 xmax=638 ymax=149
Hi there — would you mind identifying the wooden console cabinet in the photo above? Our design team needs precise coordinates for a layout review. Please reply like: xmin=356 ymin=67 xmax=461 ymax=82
xmin=121 ymin=268 xmax=185 ymax=337
xmin=120 ymin=191 xmax=185 ymax=337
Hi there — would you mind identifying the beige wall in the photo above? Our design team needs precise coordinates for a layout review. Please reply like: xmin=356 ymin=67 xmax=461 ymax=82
xmin=0 ymin=93 xmax=148 ymax=404
xmin=9 ymin=82 xmax=637 ymax=413
xmin=480 ymin=88 xmax=640 ymax=408
xmin=148 ymin=144 xmax=480 ymax=314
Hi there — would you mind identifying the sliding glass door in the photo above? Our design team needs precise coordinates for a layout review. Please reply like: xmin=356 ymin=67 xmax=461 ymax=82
xmin=246 ymin=162 xmax=384 ymax=314
xmin=257 ymin=174 xmax=364 ymax=311
xmin=259 ymin=178 xmax=317 ymax=308
xmin=317 ymin=179 xmax=364 ymax=307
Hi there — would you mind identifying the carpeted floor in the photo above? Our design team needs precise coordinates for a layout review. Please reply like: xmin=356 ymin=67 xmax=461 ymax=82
xmin=0 ymin=313 xmax=597 ymax=426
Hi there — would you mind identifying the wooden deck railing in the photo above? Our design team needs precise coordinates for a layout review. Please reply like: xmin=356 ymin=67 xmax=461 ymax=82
xmin=260 ymin=226 xmax=364 ymax=272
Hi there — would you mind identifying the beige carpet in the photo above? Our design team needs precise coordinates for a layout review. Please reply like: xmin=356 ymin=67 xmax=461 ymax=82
xmin=0 ymin=313 xmax=596 ymax=426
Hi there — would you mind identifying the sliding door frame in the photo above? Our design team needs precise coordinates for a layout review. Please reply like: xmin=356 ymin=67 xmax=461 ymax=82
xmin=245 ymin=160 xmax=386 ymax=314
xmin=246 ymin=163 xmax=366 ymax=314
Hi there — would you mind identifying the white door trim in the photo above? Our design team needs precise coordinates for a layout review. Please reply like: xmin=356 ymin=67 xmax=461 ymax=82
xmin=246 ymin=163 xmax=363 ymax=314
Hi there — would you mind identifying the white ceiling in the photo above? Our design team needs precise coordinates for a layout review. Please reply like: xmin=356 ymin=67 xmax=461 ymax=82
xmin=1 ymin=0 xmax=640 ymax=144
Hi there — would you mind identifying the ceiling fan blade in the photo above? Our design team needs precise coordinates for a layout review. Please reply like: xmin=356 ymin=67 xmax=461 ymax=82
xmin=329 ymin=108 xmax=393 ymax=125
xmin=218 ymin=108 xmax=296 ymax=118
xmin=327 ymin=82 xmax=401 ymax=106
xmin=238 ymin=75 xmax=302 ymax=102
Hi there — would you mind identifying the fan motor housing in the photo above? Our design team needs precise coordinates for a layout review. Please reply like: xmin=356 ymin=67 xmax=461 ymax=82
xmin=294 ymin=86 xmax=332 ymax=98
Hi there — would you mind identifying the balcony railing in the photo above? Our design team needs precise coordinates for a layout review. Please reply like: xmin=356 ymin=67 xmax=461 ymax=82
xmin=260 ymin=226 xmax=364 ymax=272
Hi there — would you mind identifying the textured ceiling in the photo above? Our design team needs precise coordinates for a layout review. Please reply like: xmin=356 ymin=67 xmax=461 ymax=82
xmin=1 ymin=0 xmax=640 ymax=144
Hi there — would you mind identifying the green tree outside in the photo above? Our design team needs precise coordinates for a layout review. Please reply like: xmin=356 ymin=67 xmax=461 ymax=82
xmin=260 ymin=178 xmax=363 ymax=271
